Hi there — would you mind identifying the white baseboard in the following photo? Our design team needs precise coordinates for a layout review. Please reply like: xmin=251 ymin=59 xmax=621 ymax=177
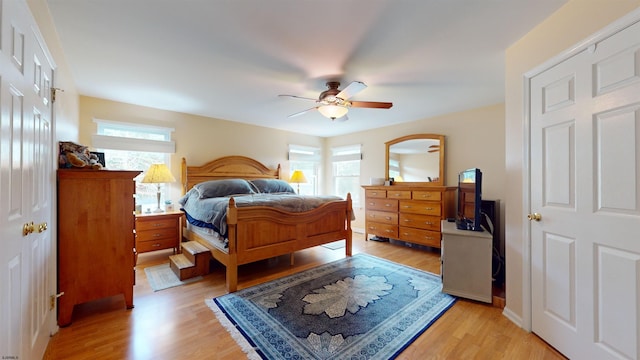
xmin=502 ymin=306 xmax=525 ymax=330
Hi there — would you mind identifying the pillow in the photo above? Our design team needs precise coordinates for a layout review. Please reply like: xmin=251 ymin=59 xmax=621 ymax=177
xmin=193 ymin=179 xmax=256 ymax=199
xmin=249 ymin=179 xmax=295 ymax=194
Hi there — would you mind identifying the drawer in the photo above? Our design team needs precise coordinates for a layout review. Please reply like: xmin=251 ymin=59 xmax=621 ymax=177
xmin=365 ymin=198 xmax=398 ymax=212
xmin=398 ymin=227 xmax=441 ymax=248
xmin=365 ymin=189 xmax=387 ymax=198
xmin=136 ymin=227 xmax=177 ymax=242
xmin=399 ymin=200 xmax=441 ymax=216
xmin=399 ymin=213 xmax=440 ymax=231
xmin=136 ymin=237 xmax=176 ymax=253
xmin=366 ymin=210 xmax=398 ymax=225
xmin=386 ymin=190 xmax=411 ymax=199
xmin=136 ymin=217 xmax=176 ymax=231
xmin=365 ymin=222 xmax=398 ymax=238
xmin=412 ymin=191 xmax=442 ymax=201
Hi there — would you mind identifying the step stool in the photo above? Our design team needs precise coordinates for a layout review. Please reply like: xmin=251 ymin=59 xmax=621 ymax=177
xmin=169 ymin=241 xmax=211 ymax=281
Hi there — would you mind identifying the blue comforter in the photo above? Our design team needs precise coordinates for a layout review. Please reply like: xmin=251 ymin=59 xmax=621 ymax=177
xmin=179 ymin=189 xmax=345 ymax=238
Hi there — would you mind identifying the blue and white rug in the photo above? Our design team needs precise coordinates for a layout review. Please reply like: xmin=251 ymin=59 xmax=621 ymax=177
xmin=207 ymin=253 xmax=456 ymax=359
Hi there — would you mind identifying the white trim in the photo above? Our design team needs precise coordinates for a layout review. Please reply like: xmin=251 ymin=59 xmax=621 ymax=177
xmin=521 ymin=8 xmax=640 ymax=334
xmin=93 ymin=118 xmax=175 ymax=133
xmin=92 ymin=134 xmax=176 ymax=153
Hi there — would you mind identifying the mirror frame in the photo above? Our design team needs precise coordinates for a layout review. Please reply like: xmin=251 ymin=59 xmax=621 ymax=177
xmin=385 ymin=133 xmax=445 ymax=186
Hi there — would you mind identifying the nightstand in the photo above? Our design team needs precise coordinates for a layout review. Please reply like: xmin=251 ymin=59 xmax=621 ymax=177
xmin=135 ymin=211 xmax=183 ymax=258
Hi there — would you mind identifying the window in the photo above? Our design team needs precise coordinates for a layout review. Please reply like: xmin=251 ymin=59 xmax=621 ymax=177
xmin=332 ymin=144 xmax=361 ymax=207
xmin=92 ymin=119 xmax=176 ymax=211
xmin=288 ymin=144 xmax=321 ymax=195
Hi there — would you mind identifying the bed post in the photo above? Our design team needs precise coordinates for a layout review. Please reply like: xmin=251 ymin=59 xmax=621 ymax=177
xmin=346 ymin=193 xmax=353 ymax=257
xmin=226 ymin=197 xmax=238 ymax=292
xmin=181 ymin=157 xmax=188 ymax=195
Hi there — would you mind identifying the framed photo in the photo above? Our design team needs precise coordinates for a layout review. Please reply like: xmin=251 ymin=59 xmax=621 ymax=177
xmin=90 ymin=151 xmax=105 ymax=167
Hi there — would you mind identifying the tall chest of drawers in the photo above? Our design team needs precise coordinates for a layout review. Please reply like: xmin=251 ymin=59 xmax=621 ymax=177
xmin=362 ymin=185 xmax=455 ymax=248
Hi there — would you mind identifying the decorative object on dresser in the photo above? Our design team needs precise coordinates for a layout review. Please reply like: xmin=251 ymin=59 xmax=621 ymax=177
xmin=57 ymin=169 xmax=140 ymax=326
xmin=134 ymin=211 xmax=183 ymax=259
xmin=141 ymin=163 xmax=176 ymax=213
xmin=363 ymin=185 xmax=455 ymax=248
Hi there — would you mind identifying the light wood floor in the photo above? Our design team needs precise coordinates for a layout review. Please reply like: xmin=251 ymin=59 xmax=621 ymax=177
xmin=44 ymin=233 xmax=566 ymax=360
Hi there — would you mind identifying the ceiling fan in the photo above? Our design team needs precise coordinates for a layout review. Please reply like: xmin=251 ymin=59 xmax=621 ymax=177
xmin=428 ymin=144 xmax=440 ymax=153
xmin=279 ymin=81 xmax=393 ymax=120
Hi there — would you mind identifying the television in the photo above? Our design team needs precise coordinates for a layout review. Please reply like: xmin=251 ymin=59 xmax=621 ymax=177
xmin=456 ymin=168 xmax=483 ymax=231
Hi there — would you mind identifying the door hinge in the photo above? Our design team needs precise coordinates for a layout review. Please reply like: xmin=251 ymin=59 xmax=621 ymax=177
xmin=50 ymin=292 xmax=64 ymax=310
xmin=51 ymin=87 xmax=64 ymax=103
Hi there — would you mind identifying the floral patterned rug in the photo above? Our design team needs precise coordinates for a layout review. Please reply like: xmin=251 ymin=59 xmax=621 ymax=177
xmin=207 ymin=254 xmax=456 ymax=359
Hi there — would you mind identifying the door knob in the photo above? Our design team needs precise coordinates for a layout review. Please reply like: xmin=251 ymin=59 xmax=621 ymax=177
xmin=527 ymin=213 xmax=542 ymax=221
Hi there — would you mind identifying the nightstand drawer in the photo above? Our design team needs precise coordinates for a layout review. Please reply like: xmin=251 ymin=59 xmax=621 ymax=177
xmin=137 ymin=227 xmax=177 ymax=242
xmin=136 ymin=238 xmax=177 ymax=253
xmin=136 ymin=217 xmax=175 ymax=231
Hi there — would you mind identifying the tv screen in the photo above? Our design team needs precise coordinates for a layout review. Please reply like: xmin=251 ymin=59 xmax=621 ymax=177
xmin=456 ymin=168 xmax=483 ymax=231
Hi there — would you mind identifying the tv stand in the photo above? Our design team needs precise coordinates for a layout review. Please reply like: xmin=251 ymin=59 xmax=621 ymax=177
xmin=441 ymin=220 xmax=492 ymax=303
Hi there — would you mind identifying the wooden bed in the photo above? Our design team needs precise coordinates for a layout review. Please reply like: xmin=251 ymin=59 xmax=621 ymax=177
xmin=180 ymin=155 xmax=353 ymax=292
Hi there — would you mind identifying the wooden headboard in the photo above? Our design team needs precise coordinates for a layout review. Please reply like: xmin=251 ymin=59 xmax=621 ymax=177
xmin=181 ymin=156 xmax=281 ymax=195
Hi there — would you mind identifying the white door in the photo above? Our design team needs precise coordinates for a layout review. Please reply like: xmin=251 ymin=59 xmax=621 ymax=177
xmin=0 ymin=0 xmax=56 ymax=359
xmin=530 ymin=19 xmax=640 ymax=359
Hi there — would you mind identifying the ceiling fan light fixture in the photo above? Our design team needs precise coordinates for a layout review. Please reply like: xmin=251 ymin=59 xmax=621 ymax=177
xmin=317 ymin=105 xmax=348 ymax=120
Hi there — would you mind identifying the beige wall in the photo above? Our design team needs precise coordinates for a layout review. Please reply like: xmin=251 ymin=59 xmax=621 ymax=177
xmin=504 ymin=0 xmax=640 ymax=325
xmin=327 ymin=103 xmax=505 ymax=236
xmin=78 ymin=96 xmax=324 ymax=203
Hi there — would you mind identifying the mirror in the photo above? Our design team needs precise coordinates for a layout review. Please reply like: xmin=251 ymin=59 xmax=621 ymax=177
xmin=385 ymin=134 xmax=445 ymax=186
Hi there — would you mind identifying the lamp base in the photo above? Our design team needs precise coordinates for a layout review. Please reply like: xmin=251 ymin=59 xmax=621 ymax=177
xmin=153 ymin=208 xmax=164 ymax=213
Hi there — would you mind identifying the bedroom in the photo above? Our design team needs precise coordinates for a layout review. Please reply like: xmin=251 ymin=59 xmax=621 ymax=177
xmin=2 ymin=0 xmax=640 ymax=359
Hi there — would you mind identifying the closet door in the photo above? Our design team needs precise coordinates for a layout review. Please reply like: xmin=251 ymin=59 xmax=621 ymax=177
xmin=530 ymin=19 xmax=640 ymax=359
xmin=0 ymin=0 xmax=56 ymax=358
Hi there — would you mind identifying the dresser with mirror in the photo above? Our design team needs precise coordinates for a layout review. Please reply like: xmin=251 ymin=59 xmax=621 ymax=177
xmin=362 ymin=134 xmax=456 ymax=248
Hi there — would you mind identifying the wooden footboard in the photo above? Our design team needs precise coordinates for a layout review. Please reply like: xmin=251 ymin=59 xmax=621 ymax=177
xmin=184 ymin=194 xmax=352 ymax=292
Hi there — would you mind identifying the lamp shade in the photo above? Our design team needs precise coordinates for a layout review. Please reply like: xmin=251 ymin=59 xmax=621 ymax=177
xmin=141 ymin=163 xmax=176 ymax=184
xmin=317 ymin=105 xmax=348 ymax=120
xmin=289 ymin=170 xmax=307 ymax=184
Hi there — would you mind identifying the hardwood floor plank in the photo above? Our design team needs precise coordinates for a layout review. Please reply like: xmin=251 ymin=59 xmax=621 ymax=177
xmin=44 ymin=233 xmax=565 ymax=360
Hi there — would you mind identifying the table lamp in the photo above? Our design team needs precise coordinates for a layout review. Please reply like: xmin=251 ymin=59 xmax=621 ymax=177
xmin=289 ymin=170 xmax=307 ymax=194
xmin=141 ymin=163 xmax=176 ymax=213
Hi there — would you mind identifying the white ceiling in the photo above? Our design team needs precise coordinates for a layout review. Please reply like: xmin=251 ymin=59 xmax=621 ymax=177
xmin=47 ymin=0 xmax=566 ymax=137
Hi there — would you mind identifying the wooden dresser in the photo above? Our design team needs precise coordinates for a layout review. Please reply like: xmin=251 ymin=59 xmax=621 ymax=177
xmin=57 ymin=169 xmax=140 ymax=326
xmin=362 ymin=185 xmax=455 ymax=248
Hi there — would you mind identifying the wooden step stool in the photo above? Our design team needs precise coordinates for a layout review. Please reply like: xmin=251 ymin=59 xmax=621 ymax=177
xmin=169 ymin=241 xmax=211 ymax=281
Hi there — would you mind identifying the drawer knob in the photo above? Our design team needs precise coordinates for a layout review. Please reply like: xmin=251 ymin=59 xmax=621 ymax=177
xmin=152 ymin=243 xmax=161 ymax=247
xmin=153 ymin=233 xmax=161 ymax=237
xmin=385 ymin=216 xmax=391 ymax=220
xmin=385 ymin=204 xmax=391 ymax=207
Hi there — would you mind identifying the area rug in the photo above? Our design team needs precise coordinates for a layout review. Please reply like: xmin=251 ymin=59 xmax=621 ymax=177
xmin=144 ymin=263 xmax=202 ymax=292
xmin=321 ymin=239 xmax=345 ymax=250
xmin=207 ymin=253 xmax=456 ymax=359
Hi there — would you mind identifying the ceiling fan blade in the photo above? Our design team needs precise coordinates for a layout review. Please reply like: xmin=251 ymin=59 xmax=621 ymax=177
xmin=428 ymin=149 xmax=439 ymax=153
xmin=287 ymin=106 xmax=318 ymax=118
xmin=279 ymin=94 xmax=317 ymax=102
xmin=337 ymin=81 xmax=367 ymax=100
xmin=349 ymin=101 xmax=393 ymax=109
xmin=429 ymin=144 xmax=440 ymax=148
